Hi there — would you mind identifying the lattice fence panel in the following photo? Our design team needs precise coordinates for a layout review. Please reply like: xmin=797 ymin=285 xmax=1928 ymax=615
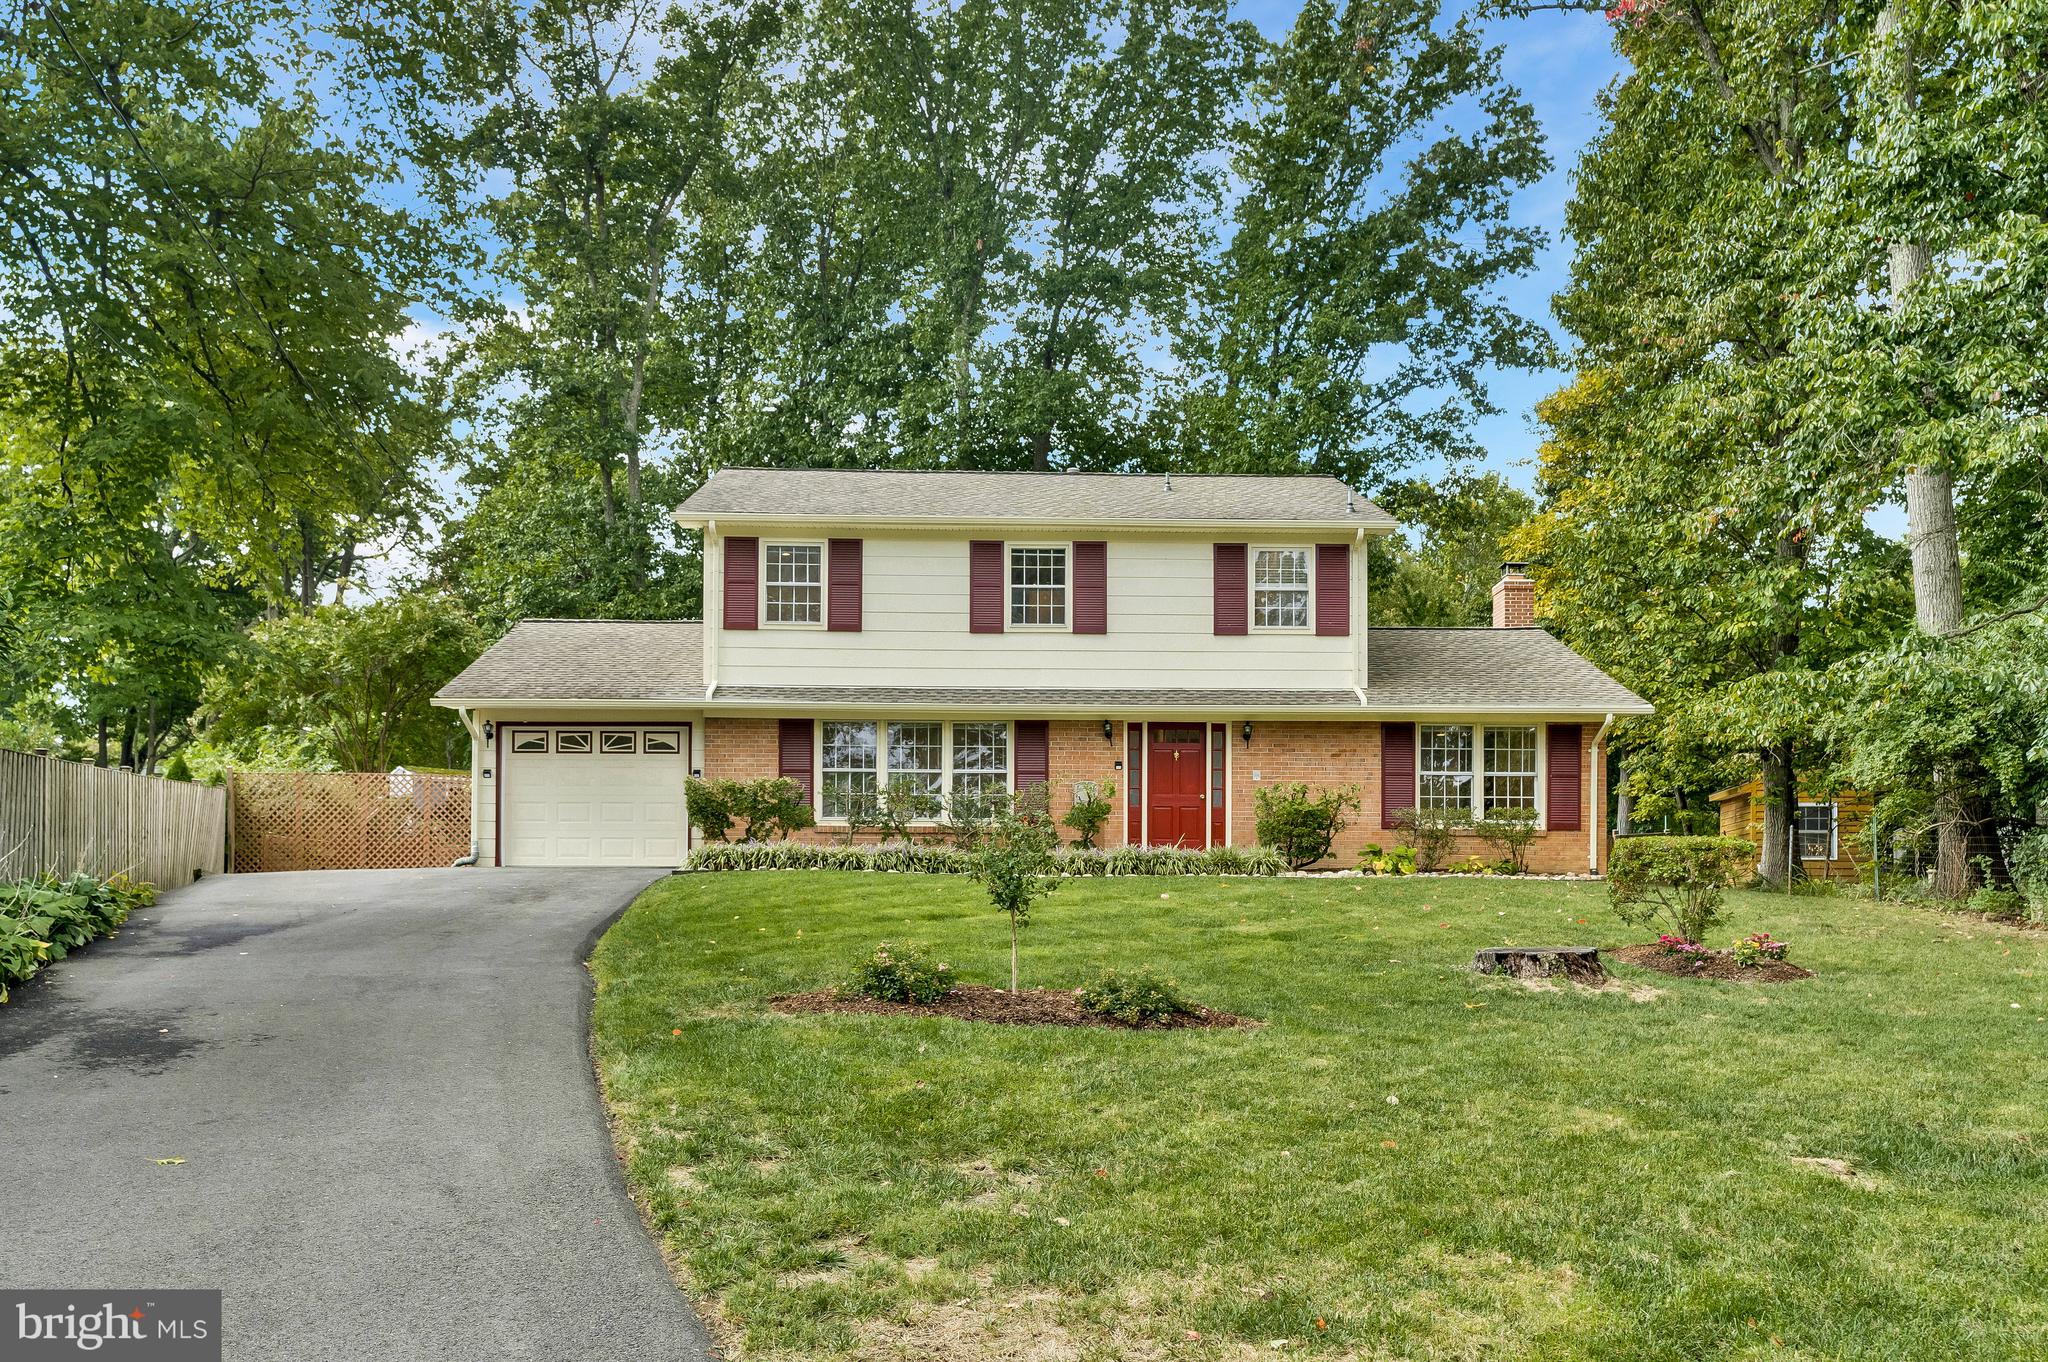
xmin=229 ymin=772 xmax=471 ymax=873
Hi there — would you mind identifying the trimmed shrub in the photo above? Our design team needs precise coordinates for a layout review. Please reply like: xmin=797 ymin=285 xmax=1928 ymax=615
xmin=2007 ymin=829 xmax=2048 ymax=925
xmin=1609 ymin=835 xmax=1755 ymax=944
xmin=1062 ymin=781 xmax=1116 ymax=850
xmin=1475 ymin=806 xmax=1541 ymax=874
xmin=1076 ymin=966 xmax=1194 ymax=1025
xmin=687 ymin=777 xmax=816 ymax=843
xmin=847 ymin=942 xmax=953 ymax=1003
xmin=1253 ymin=782 xmax=1359 ymax=869
xmin=1389 ymin=806 xmax=1469 ymax=872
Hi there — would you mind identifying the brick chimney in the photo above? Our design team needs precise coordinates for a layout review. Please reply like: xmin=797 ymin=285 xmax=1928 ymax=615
xmin=1491 ymin=562 xmax=1534 ymax=628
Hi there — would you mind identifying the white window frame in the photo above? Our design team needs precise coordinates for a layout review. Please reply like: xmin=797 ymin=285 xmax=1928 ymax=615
xmin=1249 ymin=546 xmax=1314 ymax=632
xmin=1414 ymin=723 xmax=1548 ymax=822
xmin=1007 ymin=544 xmax=1071 ymax=631
xmin=1796 ymin=802 xmax=1839 ymax=861
xmin=813 ymin=719 xmax=1014 ymax=824
xmin=1481 ymin=726 xmax=1540 ymax=815
xmin=1417 ymin=723 xmax=1475 ymax=812
xmin=761 ymin=540 xmax=827 ymax=629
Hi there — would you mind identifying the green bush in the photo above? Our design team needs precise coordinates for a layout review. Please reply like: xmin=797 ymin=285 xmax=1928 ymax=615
xmin=1357 ymin=843 xmax=1418 ymax=875
xmin=847 ymin=942 xmax=953 ymax=1004
xmin=1062 ymin=781 xmax=1116 ymax=849
xmin=687 ymin=777 xmax=817 ymax=842
xmin=1609 ymin=835 xmax=1756 ymax=944
xmin=2008 ymin=829 xmax=2048 ymax=925
xmin=162 ymin=752 xmax=193 ymax=782
xmin=1389 ymin=806 xmax=1469 ymax=872
xmin=0 ymin=872 xmax=155 ymax=1002
xmin=1475 ymin=806 xmax=1541 ymax=874
xmin=1076 ymin=966 xmax=1195 ymax=1025
xmin=1253 ymin=782 xmax=1359 ymax=869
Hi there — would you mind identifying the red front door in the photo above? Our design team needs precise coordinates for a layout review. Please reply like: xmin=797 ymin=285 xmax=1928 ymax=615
xmin=1147 ymin=725 xmax=1207 ymax=847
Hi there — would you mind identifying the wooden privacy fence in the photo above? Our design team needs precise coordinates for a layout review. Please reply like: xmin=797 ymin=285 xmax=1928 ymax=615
xmin=228 ymin=771 xmax=471 ymax=872
xmin=0 ymin=748 xmax=227 ymax=890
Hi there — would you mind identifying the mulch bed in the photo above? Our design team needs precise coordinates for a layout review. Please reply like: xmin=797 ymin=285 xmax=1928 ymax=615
xmin=1613 ymin=943 xmax=1815 ymax=982
xmin=770 ymin=984 xmax=1254 ymax=1030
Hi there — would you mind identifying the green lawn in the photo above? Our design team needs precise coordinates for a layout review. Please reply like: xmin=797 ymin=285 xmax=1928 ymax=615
xmin=589 ymin=872 xmax=2048 ymax=1362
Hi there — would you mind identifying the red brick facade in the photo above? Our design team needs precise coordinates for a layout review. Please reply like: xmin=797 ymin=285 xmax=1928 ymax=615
xmin=702 ymin=715 xmax=1606 ymax=871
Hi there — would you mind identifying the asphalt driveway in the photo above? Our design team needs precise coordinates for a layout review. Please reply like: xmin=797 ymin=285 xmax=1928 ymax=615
xmin=0 ymin=868 xmax=717 ymax=1361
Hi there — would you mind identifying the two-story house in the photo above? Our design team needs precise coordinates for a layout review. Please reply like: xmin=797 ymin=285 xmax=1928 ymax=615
xmin=433 ymin=468 xmax=1650 ymax=870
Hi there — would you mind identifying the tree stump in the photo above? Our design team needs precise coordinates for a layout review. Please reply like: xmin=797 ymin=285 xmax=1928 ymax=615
xmin=1471 ymin=946 xmax=1606 ymax=984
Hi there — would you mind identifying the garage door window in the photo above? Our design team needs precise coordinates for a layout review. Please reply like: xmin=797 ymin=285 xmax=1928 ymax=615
xmin=556 ymin=731 xmax=592 ymax=753
xmin=643 ymin=731 xmax=681 ymax=754
xmin=511 ymin=732 xmax=548 ymax=753
xmin=601 ymin=731 xmax=638 ymax=754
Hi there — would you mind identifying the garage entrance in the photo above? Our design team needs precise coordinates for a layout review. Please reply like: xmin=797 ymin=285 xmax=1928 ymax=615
xmin=497 ymin=723 xmax=690 ymax=866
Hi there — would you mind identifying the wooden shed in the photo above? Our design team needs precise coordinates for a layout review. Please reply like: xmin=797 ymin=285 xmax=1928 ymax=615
xmin=1708 ymin=776 xmax=1872 ymax=882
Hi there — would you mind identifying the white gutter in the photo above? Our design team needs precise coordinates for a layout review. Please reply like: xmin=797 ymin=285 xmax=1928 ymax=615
xmin=672 ymin=513 xmax=1400 ymax=535
xmin=452 ymin=707 xmax=483 ymax=866
xmin=1590 ymin=712 xmax=1615 ymax=873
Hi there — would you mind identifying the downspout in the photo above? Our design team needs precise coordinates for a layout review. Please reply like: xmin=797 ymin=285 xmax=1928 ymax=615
xmin=1590 ymin=712 xmax=1615 ymax=874
xmin=452 ymin=706 xmax=483 ymax=866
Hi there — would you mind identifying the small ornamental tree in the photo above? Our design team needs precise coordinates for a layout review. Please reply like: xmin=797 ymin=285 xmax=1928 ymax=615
xmin=968 ymin=784 xmax=1060 ymax=991
xmin=1608 ymin=836 xmax=1756 ymax=944
xmin=1253 ymin=783 xmax=1359 ymax=869
xmin=1062 ymin=780 xmax=1116 ymax=849
xmin=1390 ymin=806 xmax=1468 ymax=872
xmin=1475 ymin=806 xmax=1541 ymax=874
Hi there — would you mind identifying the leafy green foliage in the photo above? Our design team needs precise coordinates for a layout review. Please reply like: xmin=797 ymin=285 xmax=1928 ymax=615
xmin=1252 ymin=782 xmax=1357 ymax=869
xmin=2008 ymin=831 xmax=2048 ymax=927
xmin=1368 ymin=473 xmax=1537 ymax=626
xmin=685 ymin=778 xmax=816 ymax=843
xmin=970 ymin=788 xmax=1062 ymax=991
xmin=1609 ymin=836 xmax=1756 ymax=945
xmin=1731 ymin=933 xmax=1789 ymax=968
xmin=1475 ymin=806 xmax=1541 ymax=875
xmin=202 ymin=593 xmax=481 ymax=772
xmin=1076 ymin=966 xmax=1193 ymax=1025
xmin=846 ymin=943 xmax=953 ymax=1004
xmin=1389 ymin=805 xmax=1468 ymax=873
xmin=0 ymin=873 xmax=155 ymax=1002
xmin=1061 ymin=781 xmax=1116 ymax=850
xmin=1356 ymin=843 xmax=1417 ymax=875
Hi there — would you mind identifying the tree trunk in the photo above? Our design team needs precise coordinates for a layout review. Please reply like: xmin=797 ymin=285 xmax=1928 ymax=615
xmin=141 ymin=700 xmax=160 ymax=775
xmin=1009 ymin=912 xmax=1019 ymax=993
xmin=1880 ymin=1 xmax=1975 ymax=897
xmin=118 ymin=708 xmax=138 ymax=771
xmin=96 ymin=715 xmax=108 ymax=768
xmin=1760 ymin=740 xmax=1795 ymax=887
xmin=1615 ymin=767 xmax=1633 ymax=836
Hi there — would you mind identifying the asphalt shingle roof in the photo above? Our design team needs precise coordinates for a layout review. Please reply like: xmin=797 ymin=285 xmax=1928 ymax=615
xmin=435 ymin=618 xmax=1649 ymax=715
xmin=673 ymin=467 xmax=1396 ymax=528
xmin=436 ymin=620 xmax=703 ymax=702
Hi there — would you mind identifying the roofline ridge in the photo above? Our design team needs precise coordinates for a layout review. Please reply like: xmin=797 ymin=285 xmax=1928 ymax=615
xmin=701 ymin=466 xmax=1358 ymax=483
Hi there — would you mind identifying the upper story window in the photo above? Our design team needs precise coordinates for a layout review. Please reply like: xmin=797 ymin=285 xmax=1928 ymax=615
xmin=764 ymin=543 xmax=823 ymax=625
xmin=1252 ymin=548 xmax=1310 ymax=630
xmin=1010 ymin=546 xmax=1067 ymax=627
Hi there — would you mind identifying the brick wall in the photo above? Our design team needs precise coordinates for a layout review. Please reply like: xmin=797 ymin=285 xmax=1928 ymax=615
xmin=701 ymin=715 xmax=1606 ymax=871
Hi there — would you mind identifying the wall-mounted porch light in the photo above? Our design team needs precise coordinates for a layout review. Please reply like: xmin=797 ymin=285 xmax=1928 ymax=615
xmin=1102 ymin=719 xmax=1114 ymax=742
xmin=1241 ymin=722 xmax=1254 ymax=745
xmin=483 ymin=720 xmax=495 ymax=742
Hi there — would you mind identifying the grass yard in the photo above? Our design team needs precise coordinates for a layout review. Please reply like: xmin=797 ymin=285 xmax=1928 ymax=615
xmin=589 ymin=872 xmax=2048 ymax=1362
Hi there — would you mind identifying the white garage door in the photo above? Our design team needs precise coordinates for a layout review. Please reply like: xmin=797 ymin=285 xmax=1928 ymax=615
xmin=500 ymin=726 xmax=688 ymax=866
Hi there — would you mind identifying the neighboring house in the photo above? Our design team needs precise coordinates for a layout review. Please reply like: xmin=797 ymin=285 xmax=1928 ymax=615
xmin=432 ymin=469 xmax=1651 ymax=870
xmin=1708 ymin=776 xmax=1872 ymax=882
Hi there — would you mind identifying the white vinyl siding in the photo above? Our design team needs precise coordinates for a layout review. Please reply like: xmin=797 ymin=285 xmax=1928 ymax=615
xmin=718 ymin=534 xmax=1352 ymax=689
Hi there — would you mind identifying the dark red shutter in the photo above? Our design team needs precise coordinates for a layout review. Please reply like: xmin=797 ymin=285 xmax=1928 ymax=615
xmin=777 ymin=720 xmax=813 ymax=805
xmin=1073 ymin=541 xmax=1107 ymax=634
xmin=1380 ymin=721 xmax=1416 ymax=825
xmin=724 ymin=536 xmax=758 ymax=630
xmin=1014 ymin=720 xmax=1049 ymax=794
xmin=969 ymin=541 xmax=1005 ymax=634
xmin=1547 ymin=723 xmax=1583 ymax=831
xmin=1213 ymin=543 xmax=1247 ymax=635
xmin=1316 ymin=543 xmax=1350 ymax=636
xmin=1126 ymin=723 xmax=1143 ymax=843
xmin=827 ymin=538 xmax=862 ymax=632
